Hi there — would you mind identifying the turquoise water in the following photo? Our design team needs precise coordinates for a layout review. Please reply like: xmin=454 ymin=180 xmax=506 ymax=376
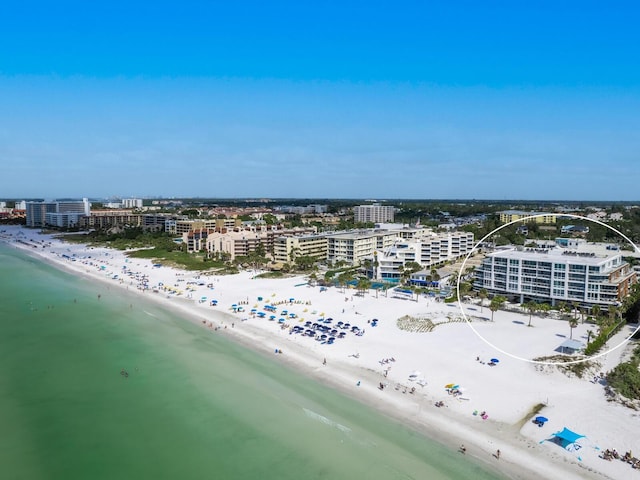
xmin=0 ymin=243 xmax=505 ymax=480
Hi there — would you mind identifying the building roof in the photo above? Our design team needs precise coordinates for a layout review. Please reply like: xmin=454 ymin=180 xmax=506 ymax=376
xmin=487 ymin=247 xmax=618 ymax=266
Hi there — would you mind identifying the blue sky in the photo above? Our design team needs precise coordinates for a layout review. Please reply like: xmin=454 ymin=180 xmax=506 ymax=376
xmin=1 ymin=1 xmax=639 ymax=200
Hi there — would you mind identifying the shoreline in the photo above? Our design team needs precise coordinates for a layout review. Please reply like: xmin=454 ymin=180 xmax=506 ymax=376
xmin=1 ymin=226 xmax=633 ymax=480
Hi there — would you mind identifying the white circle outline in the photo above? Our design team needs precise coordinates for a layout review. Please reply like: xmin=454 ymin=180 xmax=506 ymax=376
xmin=457 ymin=213 xmax=640 ymax=365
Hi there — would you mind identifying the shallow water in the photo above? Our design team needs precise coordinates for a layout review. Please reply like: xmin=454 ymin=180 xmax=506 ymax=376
xmin=0 ymin=243 xmax=504 ymax=479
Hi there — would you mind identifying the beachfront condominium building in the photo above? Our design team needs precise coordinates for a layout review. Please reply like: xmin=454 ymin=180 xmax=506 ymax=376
xmin=354 ymin=204 xmax=396 ymax=223
xmin=272 ymin=234 xmax=328 ymax=264
xmin=498 ymin=210 xmax=557 ymax=224
xmin=325 ymin=230 xmax=398 ymax=265
xmin=78 ymin=210 xmax=143 ymax=231
xmin=204 ymin=226 xmax=317 ymax=258
xmin=375 ymin=232 xmax=475 ymax=283
xmin=474 ymin=245 xmax=636 ymax=308
xmin=26 ymin=198 xmax=91 ymax=228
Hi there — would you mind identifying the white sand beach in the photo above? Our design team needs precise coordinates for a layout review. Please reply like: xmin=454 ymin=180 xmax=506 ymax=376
xmin=2 ymin=225 xmax=639 ymax=480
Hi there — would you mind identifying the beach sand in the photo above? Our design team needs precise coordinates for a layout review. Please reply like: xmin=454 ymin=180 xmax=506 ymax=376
xmin=2 ymin=225 xmax=638 ymax=480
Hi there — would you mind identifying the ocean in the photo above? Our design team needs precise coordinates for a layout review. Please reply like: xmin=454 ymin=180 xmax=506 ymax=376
xmin=0 ymin=242 xmax=505 ymax=480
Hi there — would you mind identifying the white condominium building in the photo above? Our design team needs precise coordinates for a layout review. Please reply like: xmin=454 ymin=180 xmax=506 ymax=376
xmin=325 ymin=230 xmax=398 ymax=265
xmin=475 ymin=246 xmax=636 ymax=307
xmin=375 ymin=232 xmax=475 ymax=283
xmin=26 ymin=198 xmax=91 ymax=228
xmin=354 ymin=204 xmax=396 ymax=223
xmin=122 ymin=198 xmax=143 ymax=209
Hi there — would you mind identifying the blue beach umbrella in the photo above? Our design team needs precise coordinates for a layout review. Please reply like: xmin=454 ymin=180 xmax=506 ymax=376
xmin=490 ymin=358 xmax=500 ymax=363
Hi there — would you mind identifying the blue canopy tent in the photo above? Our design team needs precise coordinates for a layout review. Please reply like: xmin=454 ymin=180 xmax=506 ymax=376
xmin=543 ymin=428 xmax=587 ymax=458
xmin=552 ymin=428 xmax=584 ymax=447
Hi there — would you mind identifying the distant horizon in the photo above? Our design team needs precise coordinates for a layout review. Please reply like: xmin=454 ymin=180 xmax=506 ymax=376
xmin=6 ymin=196 xmax=640 ymax=205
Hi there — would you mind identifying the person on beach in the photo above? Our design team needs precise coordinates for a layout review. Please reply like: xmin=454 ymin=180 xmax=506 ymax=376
xmin=460 ymin=445 xmax=466 ymax=454
xmin=496 ymin=449 xmax=500 ymax=459
xmin=323 ymin=358 xmax=327 ymax=365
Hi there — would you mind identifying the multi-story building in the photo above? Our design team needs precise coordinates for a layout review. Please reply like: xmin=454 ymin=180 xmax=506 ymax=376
xmin=26 ymin=201 xmax=58 ymax=227
xmin=45 ymin=212 xmax=84 ymax=228
xmin=204 ymin=226 xmax=317 ymax=259
xmin=273 ymin=234 xmax=328 ymax=263
xmin=78 ymin=210 xmax=143 ymax=230
xmin=474 ymin=245 xmax=636 ymax=308
xmin=26 ymin=198 xmax=91 ymax=228
xmin=185 ymin=229 xmax=210 ymax=253
xmin=142 ymin=214 xmax=174 ymax=232
xmin=375 ymin=232 xmax=475 ymax=283
xmin=325 ymin=230 xmax=398 ymax=265
xmin=122 ymin=198 xmax=143 ymax=209
xmin=165 ymin=218 xmax=242 ymax=235
xmin=354 ymin=204 xmax=396 ymax=223
xmin=498 ymin=210 xmax=557 ymax=224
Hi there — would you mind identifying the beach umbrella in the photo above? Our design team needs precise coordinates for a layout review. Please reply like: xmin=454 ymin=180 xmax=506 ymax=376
xmin=278 ymin=318 xmax=285 ymax=323
xmin=445 ymin=384 xmax=455 ymax=389
xmin=490 ymin=358 xmax=500 ymax=363
xmin=535 ymin=416 xmax=548 ymax=423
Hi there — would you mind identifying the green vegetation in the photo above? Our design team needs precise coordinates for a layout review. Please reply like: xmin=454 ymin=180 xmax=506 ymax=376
xmin=61 ymin=228 xmax=228 ymax=271
xmin=608 ymin=345 xmax=640 ymax=400
xmin=254 ymin=271 xmax=286 ymax=279
xmin=532 ymin=355 xmax=594 ymax=379
xmin=489 ymin=296 xmax=506 ymax=322
xmin=126 ymin=248 xmax=226 ymax=271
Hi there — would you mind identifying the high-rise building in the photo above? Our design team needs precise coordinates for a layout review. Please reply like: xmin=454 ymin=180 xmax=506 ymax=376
xmin=122 ymin=198 xmax=143 ymax=209
xmin=354 ymin=204 xmax=396 ymax=223
xmin=26 ymin=198 xmax=91 ymax=228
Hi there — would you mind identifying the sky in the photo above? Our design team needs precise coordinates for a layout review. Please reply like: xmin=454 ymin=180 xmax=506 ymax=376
xmin=1 ymin=1 xmax=639 ymax=200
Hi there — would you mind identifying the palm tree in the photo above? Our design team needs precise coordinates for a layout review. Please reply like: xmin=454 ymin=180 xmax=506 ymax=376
xmin=479 ymin=288 xmax=488 ymax=313
xmin=338 ymin=272 xmax=352 ymax=294
xmin=586 ymin=329 xmax=595 ymax=345
xmin=608 ymin=305 xmax=619 ymax=327
xmin=524 ymin=301 xmax=538 ymax=327
xmin=557 ymin=301 xmax=571 ymax=319
xmin=459 ymin=281 xmax=472 ymax=299
xmin=489 ymin=296 xmax=505 ymax=322
xmin=357 ymin=277 xmax=371 ymax=297
xmin=569 ymin=317 xmax=578 ymax=339
xmin=538 ymin=303 xmax=551 ymax=317
xmin=591 ymin=304 xmax=601 ymax=322
xmin=571 ymin=301 xmax=580 ymax=321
